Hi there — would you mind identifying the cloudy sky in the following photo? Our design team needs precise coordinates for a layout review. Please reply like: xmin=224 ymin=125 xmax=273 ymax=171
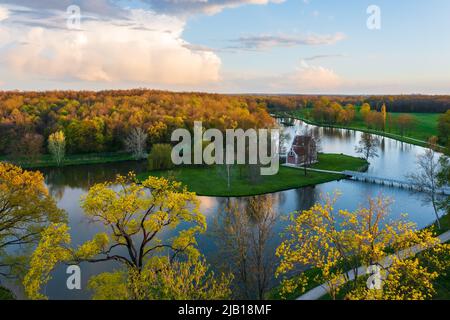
xmin=0 ymin=0 xmax=449 ymax=94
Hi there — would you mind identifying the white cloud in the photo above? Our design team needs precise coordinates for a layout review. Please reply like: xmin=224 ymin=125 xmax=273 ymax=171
xmin=144 ymin=0 xmax=286 ymax=16
xmin=0 ymin=6 xmax=8 ymax=21
xmin=0 ymin=9 xmax=221 ymax=85
xmin=230 ymin=32 xmax=346 ymax=50
xmin=218 ymin=60 xmax=343 ymax=94
xmin=292 ymin=60 xmax=341 ymax=90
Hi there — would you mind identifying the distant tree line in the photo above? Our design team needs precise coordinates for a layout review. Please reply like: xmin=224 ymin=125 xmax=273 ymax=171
xmin=262 ymin=94 xmax=450 ymax=113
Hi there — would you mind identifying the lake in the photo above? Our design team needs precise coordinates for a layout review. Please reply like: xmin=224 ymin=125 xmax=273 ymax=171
xmin=32 ymin=120 xmax=441 ymax=299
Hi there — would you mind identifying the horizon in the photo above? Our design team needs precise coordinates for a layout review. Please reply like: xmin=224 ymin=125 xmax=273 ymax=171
xmin=1 ymin=88 xmax=450 ymax=97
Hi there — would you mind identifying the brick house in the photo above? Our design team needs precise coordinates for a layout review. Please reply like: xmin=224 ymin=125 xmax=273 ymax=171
xmin=287 ymin=135 xmax=318 ymax=166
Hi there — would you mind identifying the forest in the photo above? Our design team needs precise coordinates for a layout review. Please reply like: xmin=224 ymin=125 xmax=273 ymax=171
xmin=262 ymin=94 xmax=450 ymax=113
xmin=0 ymin=90 xmax=273 ymax=158
xmin=0 ymin=90 xmax=449 ymax=160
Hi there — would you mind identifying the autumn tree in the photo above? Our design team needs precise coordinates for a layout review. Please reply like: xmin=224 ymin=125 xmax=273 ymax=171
xmin=48 ymin=131 xmax=66 ymax=166
xmin=381 ymin=104 xmax=387 ymax=131
xmin=396 ymin=114 xmax=415 ymax=137
xmin=125 ymin=127 xmax=148 ymax=160
xmin=9 ymin=133 xmax=44 ymax=165
xmin=355 ymin=132 xmax=380 ymax=160
xmin=23 ymin=174 xmax=232 ymax=300
xmin=407 ymin=137 xmax=445 ymax=229
xmin=276 ymin=194 xmax=444 ymax=300
xmin=88 ymin=257 xmax=232 ymax=300
xmin=360 ymin=103 xmax=371 ymax=120
xmin=337 ymin=104 xmax=355 ymax=125
xmin=346 ymin=242 xmax=450 ymax=300
xmin=365 ymin=111 xmax=384 ymax=130
xmin=0 ymin=163 xmax=65 ymax=280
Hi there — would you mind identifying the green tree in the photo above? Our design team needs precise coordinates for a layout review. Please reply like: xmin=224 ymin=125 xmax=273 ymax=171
xmin=437 ymin=154 xmax=449 ymax=215
xmin=148 ymin=144 xmax=174 ymax=171
xmin=65 ymin=119 xmax=107 ymax=154
xmin=438 ymin=110 xmax=450 ymax=147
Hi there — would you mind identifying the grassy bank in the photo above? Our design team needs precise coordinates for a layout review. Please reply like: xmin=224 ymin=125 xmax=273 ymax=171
xmin=277 ymin=109 xmax=443 ymax=149
xmin=0 ymin=287 xmax=15 ymax=300
xmin=138 ymin=153 xmax=368 ymax=197
xmin=0 ymin=152 xmax=135 ymax=169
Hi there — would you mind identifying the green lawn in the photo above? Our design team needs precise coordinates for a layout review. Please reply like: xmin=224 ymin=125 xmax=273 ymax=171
xmin=0 ymin=152 xmax=135 ymax=169
xmin=387 ymin=112 xmax=440 ymax=141
xmin=280 ymin=109 xmax=442 ymax=148
xmin=138 ymin=153 xmax=368 ymax=197
xmin=0 ymin=287 xmax=15 ymax=300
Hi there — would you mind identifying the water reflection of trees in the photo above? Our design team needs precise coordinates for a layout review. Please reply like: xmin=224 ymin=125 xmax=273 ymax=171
xmin=212 ymin=194 xmax=279 ymax=300
xmin=39 ymin=161 xmax=147 ymax=200
xmin=293 ymin=186 xmax=317 ymax=210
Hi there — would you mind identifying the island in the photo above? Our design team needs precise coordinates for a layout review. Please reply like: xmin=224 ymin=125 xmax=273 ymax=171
xmin=138 ymin=153 xmax=369 ymax=197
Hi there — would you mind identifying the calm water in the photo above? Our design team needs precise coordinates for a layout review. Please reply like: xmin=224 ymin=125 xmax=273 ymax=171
xmin=28 ymin=120 xmax=441 ymax=299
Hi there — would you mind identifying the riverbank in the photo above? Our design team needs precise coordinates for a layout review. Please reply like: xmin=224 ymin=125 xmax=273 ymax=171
xmin=276 ymin=110 xmax=444 ymax=150
xmin=138 ymin=153 xmax=369 ymax=197
xmin=0 ymin=152 xmax=135 ymax=169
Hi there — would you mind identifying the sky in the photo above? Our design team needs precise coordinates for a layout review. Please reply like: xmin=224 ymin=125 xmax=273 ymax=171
xmin=0 ymin=0 xmax=449 ymax=94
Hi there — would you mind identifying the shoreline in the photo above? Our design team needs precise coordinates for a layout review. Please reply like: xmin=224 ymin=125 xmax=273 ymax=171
xmin=274 ymin=111 xmax=445 ymax=150
xmin=0 ymin=152 xmax=136 ymax=169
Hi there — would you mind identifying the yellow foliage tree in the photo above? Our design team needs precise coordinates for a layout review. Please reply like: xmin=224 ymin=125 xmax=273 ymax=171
xmin=275 ymin=194 xmax=443 ymax=300
xmin=0 ymin=163 xmax=65 ymax=280
xmin=24 ymin=174 xmax=232 ymax=300
xmin=360 ymin=103 xmax=371 ymax=120
xmin=347 ymin=242 xmax=450 ymax=300
xmin=48 ymin=131 xmax=66 ymax=166
xmin=381 ymin=104 xmax=387 ymax=131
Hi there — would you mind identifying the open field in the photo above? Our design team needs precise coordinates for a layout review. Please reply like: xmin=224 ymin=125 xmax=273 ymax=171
xmin=280 ymin=109 xmax=443 ymax=149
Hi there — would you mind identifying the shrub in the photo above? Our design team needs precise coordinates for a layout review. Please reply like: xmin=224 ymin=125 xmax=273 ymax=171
xmin=148 ymin=144 xmax=174 ymax=171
